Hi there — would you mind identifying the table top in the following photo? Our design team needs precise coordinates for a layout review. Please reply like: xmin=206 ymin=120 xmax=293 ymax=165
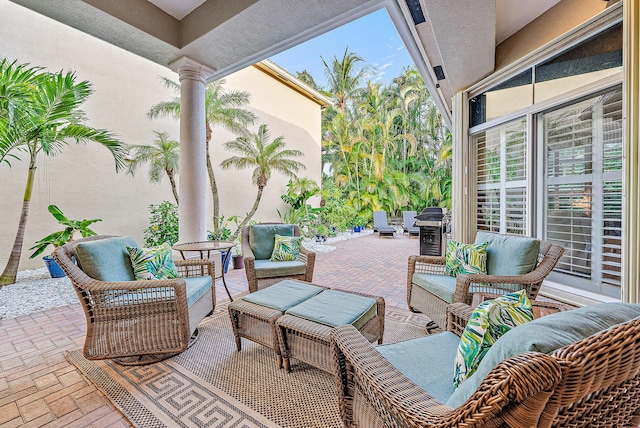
xmin=172 ymin=240 xmax=236 ymax=252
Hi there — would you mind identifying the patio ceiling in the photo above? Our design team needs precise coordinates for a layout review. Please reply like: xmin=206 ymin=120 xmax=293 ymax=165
xmin=9 ymin=0 xmax=561 ymax=126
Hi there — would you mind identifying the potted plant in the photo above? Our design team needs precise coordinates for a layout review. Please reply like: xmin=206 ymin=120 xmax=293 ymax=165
xmin=29 ymin=205 xmax=102 ymax=278
xmin=352 ymin=215 xmax=367 ymax=232
xmin=232 ymin=244 xmax=244 ymax=270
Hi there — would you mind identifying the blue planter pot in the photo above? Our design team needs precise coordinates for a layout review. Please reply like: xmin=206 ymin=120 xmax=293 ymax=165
xmin=43 ymin=255 xmax=66 ymax=278
xmin=353 ymin=226 xmax=362 ymax=233
xmin=220 ymin=250 xmax=231 ymax=273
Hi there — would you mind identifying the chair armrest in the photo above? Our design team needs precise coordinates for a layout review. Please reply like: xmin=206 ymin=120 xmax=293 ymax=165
xmin=453 ymin=269 xmax=552 ymax=304
xmin=408 ymin=255 xmax=447 ymax=275
xmin=175 ymin=258 xmax=215 ymax=279
xmin=446 ymin=303 xmax=474 ymax=336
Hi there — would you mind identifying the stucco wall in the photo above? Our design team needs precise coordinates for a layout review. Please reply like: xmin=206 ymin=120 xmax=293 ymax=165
xmin=0 ymin=0 xmax=322 ymax=271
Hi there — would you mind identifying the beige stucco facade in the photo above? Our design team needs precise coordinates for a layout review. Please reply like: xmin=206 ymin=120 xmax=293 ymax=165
xmin=0 ymin=1 xmax=323 ymax=271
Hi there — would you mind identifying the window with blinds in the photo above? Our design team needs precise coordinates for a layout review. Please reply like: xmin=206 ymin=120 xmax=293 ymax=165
xmin=543 ymin=86 xmax=622 ymax=297
xmin=475 ymin=118 xmax=529 ymax=235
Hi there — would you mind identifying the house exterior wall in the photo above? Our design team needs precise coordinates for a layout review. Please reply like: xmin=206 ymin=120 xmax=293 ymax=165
xmin=0 ymin=1 xmax=322 ymax=271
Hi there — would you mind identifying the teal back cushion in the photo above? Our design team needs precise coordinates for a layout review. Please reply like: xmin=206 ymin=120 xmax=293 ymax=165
xmin=446 ymin=302 xmax=640 ymax=408
xmin=250 ymin=224 xmax=294 ymax=260
xmin=474 ymin=231 xmax=540 ymax=276
xmin=73 ymin=236 xmax=138 ymax=281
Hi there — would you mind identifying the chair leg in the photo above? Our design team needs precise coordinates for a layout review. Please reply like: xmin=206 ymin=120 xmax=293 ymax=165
xmin=112 ymin=328 xmax=200 ymax=366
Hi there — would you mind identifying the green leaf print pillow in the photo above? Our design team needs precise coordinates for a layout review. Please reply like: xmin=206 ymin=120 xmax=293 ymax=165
xmin=445 ymin=240 xmax=488 ymax=277
xmin=270 ymin=234 xmax=302 ymax=262
xmin=127 ymin=242 xmax=179 ymax=280
xmin=453 ymin=290 xmax=534 ymax=387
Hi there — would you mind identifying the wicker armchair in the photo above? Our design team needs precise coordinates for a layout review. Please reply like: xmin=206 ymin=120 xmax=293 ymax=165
xmin=53 ymin=235 xmax=215 ymax=365
xmin=332 ymin=302 xmax=640 ymax=428
xmin=241 ymin=223 xmax=315 ymax=293
xmin=407 ymin=232 xmax=565 ymax=330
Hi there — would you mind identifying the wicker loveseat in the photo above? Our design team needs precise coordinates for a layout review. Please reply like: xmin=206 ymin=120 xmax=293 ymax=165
xmin=407 ymin=231 xmax=565 ymax=330
xmin=53 ymin=235 xmax=215 ymax=364
xmin=242 ymin=223 xmax=315 ymax=293
xmin=332 ymin=302 xmax=640 ymax=428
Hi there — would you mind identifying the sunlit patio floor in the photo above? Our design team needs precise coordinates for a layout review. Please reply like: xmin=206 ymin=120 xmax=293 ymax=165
xmin=0 ymin=231 xmax=418 ymax=427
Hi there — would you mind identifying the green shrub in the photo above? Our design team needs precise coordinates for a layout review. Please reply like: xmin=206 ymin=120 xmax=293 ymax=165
xmin=144 ymin=201 xmax=179 ymax=247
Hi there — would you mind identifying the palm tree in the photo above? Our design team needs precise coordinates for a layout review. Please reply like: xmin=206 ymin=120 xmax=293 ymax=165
xmin=0 ymin=59 xmax=126 ymax=286
xmin=322 ymin=48 xmax=368 ymax=110
xmin=147 ymin=77 xmax=256 ymax=229
xmin=221 ymin=124 xmax=305 ymax=239
xmin=126 ymin=131 xmax=180 ymax=204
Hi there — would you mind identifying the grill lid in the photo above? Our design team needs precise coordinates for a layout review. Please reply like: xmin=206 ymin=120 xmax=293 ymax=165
xmin=415 ymin=207 xmax=444 ymax=221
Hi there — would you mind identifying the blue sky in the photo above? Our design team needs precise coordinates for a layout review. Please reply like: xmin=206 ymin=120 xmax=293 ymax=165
xmin=270 ymin=8 xmax=414 ymax=89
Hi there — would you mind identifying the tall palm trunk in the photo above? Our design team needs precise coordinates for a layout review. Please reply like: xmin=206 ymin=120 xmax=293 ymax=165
xmin=0 ymin=160 xmax=36 ymax=286
xmin=230 ymin=188 xmax=264 ymax=241
xmin=206 ymin=124 xmax=221 ymax=230
xmin=167 ymin=169 xmax=179 ymax=205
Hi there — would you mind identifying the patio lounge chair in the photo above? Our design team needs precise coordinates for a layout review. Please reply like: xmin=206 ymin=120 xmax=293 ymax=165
xmin=242 ymin=223 xmax=315 ymax=293
xmin=332 ymin=301 xmax=640 ymax=428
xmin=402 ymin=210 xmax=419 ymax=237
xmin=407 ymin=231 xmax=565 ymax=330
xmin=53 ymin=235 xmax=215 ymax=365
xmin=373 ymin=211 xmax=396 ymax=238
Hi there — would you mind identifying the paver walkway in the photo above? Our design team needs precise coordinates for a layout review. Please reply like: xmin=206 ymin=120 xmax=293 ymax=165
xmin=0 ymin=231 xmax=419 ymax=427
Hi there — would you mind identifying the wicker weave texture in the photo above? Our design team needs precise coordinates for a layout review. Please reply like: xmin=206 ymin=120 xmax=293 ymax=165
xmin=53 ymin=235 xmax=215 ymax=362
xmin=333 ymin=301 xmax=640 ymax=428
xmin=241 ymin=223 xmax=316 ymax=293
xmin=277 ymin=292 xmax=385 ymax=373
xmin=407 ymin=234 xmax=565 ymax=329
xmin=331 ymin=322 xmax=562 ymax=428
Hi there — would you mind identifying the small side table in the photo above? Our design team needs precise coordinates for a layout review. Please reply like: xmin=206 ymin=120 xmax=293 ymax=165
xmin=173 ymin=240 xmax=236 ymax=301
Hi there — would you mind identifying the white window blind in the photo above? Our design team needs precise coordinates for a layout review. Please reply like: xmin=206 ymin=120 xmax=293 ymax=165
xmin=475 ymin=118 xmax=528 ymax=235
xmin=543 ymin=87 xmax=622 ymax=296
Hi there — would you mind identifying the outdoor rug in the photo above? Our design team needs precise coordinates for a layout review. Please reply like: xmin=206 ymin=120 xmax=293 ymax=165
xmin=67 ymin=300 xmax=433 ymax=428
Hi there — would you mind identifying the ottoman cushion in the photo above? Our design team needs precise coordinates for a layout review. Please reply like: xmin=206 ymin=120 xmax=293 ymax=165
xmin=286 ymin=289 xmax=377 ymax=328
xmin=242 ymin=280 xmax=324 ymax=312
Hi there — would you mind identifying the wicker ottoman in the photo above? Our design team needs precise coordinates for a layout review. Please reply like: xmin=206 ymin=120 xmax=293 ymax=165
xmin=228 ymin=280 xmax=326 ymax=368
xmin=276 ymin=289 xmax=385 ymax=373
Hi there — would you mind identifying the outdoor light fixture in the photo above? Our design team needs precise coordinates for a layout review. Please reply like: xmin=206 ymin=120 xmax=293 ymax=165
xmin=405 ymin=0 xmax=425 ymax=25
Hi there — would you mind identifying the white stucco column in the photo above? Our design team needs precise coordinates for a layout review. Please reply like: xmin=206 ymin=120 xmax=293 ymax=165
xmin=169 ymin=57 xmax=215 ymax=243
xmin=622 ymin=0 xmax=640 ymax=303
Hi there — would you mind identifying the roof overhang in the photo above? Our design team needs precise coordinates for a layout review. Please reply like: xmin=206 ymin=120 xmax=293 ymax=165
xmin=8 ymin=0 xmax=566 ymax=130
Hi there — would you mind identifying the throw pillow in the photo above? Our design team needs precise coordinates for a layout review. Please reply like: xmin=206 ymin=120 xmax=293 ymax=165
xmin=127 ymin=242 xmax=179 ymax=280
xmin=270 ymin=234 xmax=302 ymax=261
xmin=453 ymin=290 xmax=534 ymax=387
xmin=445 ymin=240 xmax=488 ymax=277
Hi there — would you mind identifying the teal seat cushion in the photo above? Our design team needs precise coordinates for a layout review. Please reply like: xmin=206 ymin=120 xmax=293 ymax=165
xmin=73 ymin=236 xmax=138 ymax=282
xmin=105 ymin=276 xmax=212 ymax=307
xmin=447 ymin=302 xmax=640 ymax=408
xmin=412 ymin=273 xmax=458 ymax=303
xmin=285 ymin=289 xmax=377 ymax=329
xmin=377 ymin=332 xmax=460 ymax=403
xmin=242 ymin=280 xmax=323 ymax=312
xmin=254 ymin=259 xmax=306 ymax=278
xmin=474 ymin=231 xmax=540 ymax=276
xmin=184 ymin=276 xmax=213 ymax=307
xmin=250 ymin=224 xmax=295 ymax=260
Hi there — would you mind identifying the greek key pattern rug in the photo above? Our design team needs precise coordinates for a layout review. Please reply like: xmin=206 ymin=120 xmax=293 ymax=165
xmin=67 ymin=302 xmax=432 ymax=428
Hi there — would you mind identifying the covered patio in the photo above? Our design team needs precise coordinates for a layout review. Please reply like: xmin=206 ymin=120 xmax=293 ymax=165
xmin=0 ymin=232 xmax=416 ymax=426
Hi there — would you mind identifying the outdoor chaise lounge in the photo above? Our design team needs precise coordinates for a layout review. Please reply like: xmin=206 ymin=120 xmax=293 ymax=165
xmin=407 ymin=231 xmax=565 ymax=330
xmin=373 ymin=211 xmax=396 ymax=238
xmin=403 ymin=210 xmax=419 ymax=237
xmin=53 ymin=235 xmax=215 ymax=364
xmin=242 ymin=223 xmax=315 ymax=293
xmin=332 ymin=301 xmax=640 ymax=428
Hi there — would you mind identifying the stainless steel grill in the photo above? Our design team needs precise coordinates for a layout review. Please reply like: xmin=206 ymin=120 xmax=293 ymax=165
xmin=415 ymin=208 xmax=446 ymax=256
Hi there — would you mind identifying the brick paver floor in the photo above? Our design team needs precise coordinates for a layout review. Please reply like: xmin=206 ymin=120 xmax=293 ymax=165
xmin=0 ymin=231 xmax=419 ymax=427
